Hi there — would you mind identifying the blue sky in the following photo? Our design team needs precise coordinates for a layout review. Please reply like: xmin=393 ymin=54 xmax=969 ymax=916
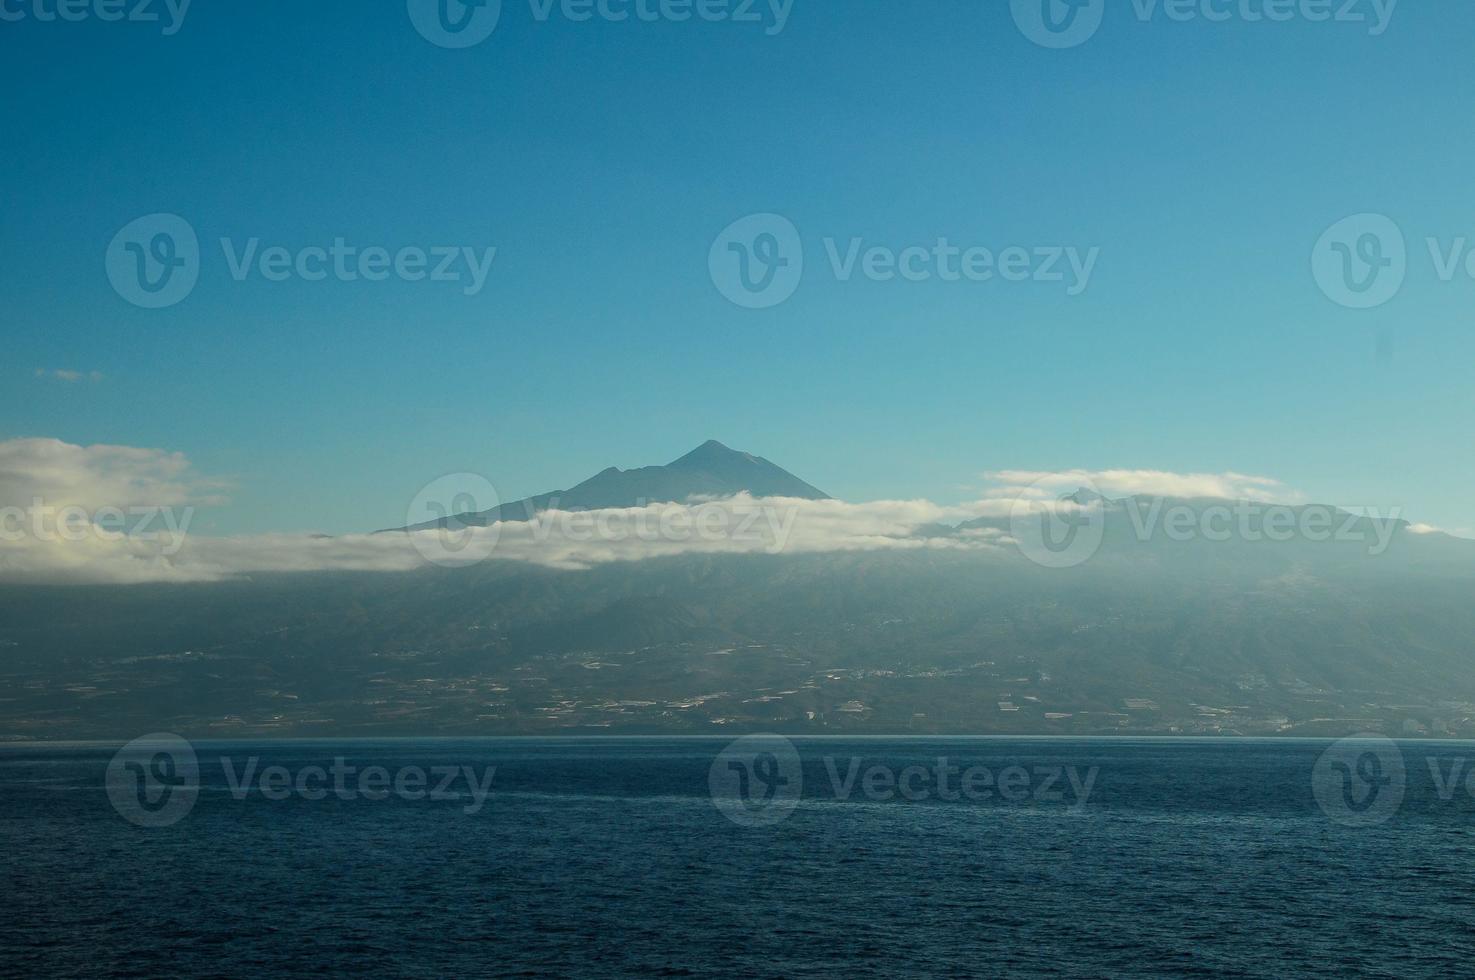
xmin=3 ymin=0 xmax=1473 ymax=535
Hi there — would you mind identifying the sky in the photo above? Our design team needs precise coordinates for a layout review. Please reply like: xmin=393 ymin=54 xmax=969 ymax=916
xmin=3 ymin=0 xmax=1473 ymax=537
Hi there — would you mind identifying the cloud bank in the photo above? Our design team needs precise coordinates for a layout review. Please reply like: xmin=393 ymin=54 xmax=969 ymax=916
xmin=0 ymin=438 xmax=1431 ymax=586
xmin=1 ymin=495 xmax=996 ymax=585
xmin=983 ymin=468 xmax=1297 ymax=504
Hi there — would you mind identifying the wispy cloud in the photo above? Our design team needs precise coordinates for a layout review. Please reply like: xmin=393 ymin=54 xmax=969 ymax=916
xmin=981 ymin=468 xmax=1298 ymax=504
xmin=34 ymin=369 xmax=104 ymax=384
xmin=1408 ymin=523 xmax=1474 ymax=539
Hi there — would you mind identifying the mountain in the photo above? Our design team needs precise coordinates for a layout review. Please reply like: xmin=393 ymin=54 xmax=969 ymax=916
xmin=4 ymin=465 xmax=1475 ymax=740
xmin=4 ymin=523 xmax=1475 ymax=740
xmin=401 ymin=440 xmax=827 ymax=531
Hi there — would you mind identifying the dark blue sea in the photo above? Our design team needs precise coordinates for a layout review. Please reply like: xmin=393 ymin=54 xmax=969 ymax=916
xmin=4 ymin=737 xmax=1475 ymax=978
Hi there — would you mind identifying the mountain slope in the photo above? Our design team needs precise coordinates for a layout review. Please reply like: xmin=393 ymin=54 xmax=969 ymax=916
xmin=4 ymin=536 xmax=1475 ymax=739
xmin=403 ymin=440 xmax=827 ymax=530
xmin=7 ymin=467 xmax=1475 ymax=739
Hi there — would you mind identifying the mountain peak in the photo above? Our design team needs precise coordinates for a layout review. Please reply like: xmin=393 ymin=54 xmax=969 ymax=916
xmin=671 ymin=439 xmax=748 ymax=467
xmin=662 ymin=441 xmax=828 ymax=500
xmin=394 ymin=441 xmax=827 ymax=531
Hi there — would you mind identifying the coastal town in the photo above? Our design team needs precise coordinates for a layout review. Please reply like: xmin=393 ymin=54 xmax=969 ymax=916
xmin=3 ymin=636 xmax=1469 ymax=741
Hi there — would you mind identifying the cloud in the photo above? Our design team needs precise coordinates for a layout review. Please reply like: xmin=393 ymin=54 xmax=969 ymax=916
xmin=0 ymin=437 xmax=1439 ymax=586
xmin=982 ymin=468 xmax=1297 ymax=504
xmin=34 ymin=369 xmax=104 ymax=383
xmin=0 ymin=438 xmax=227 ymax=513
xmin=0 ymin=493 xmax=1000 ymax=585
xmin=1 ymin=438 xmax=1014 ymax=584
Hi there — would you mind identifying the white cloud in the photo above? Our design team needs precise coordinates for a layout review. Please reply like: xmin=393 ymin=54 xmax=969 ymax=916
xmin=0 ymin=438 xmax=226 ymax=513
xmin=34 ymin=369 xmax=104 ymax=383
xmin=1377 ymin=522 xmax=1475 ymax=540
xmin=982 ymin=468 xmax=1297 ymax=504
xmin=0 ymin=437 xmax=1451 ymax=586
xmin=0 ymin=494 xmax=996 ymax=585
xmin=0 ymin=440 xmax=1005 ymax=583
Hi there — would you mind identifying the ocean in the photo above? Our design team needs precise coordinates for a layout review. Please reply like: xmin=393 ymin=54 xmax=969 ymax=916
xmin=3 ymin=737 xmax=1474 ymax=978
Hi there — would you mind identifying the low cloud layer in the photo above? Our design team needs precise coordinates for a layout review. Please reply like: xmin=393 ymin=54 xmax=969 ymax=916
xmin=0 ymin=438 xmax=1441 ymax=586
xmin=983 ymin=468 xmax=1296 ymax=504
xmin=0 ymin=495 xmax=996 ymax=585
